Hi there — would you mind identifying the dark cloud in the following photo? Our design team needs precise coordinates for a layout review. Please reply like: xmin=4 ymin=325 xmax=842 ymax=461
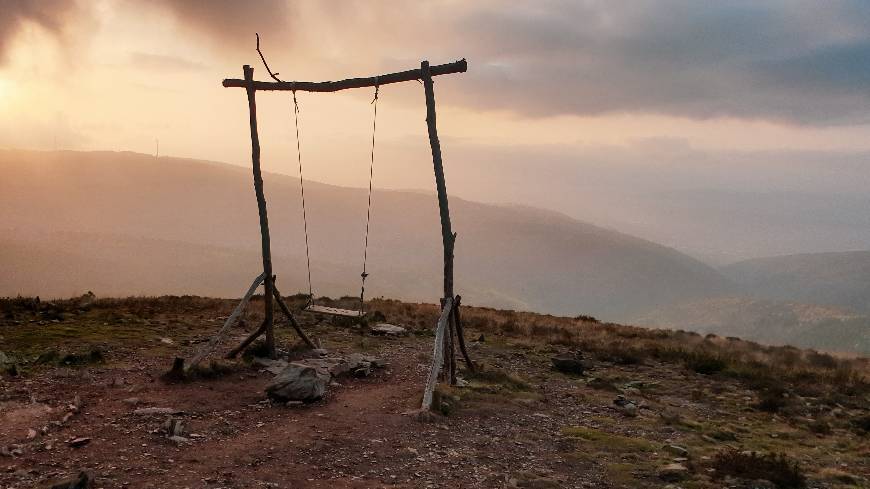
xmin=0 ymin=0 xmax=80 ymax=63
xmin=446 ymin=1 xmax=870 ymax=124
xmin=150 ymin=0 xmax=291 ymax=48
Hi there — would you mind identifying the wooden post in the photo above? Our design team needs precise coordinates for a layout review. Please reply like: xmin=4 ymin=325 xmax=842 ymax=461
xmin=422 ymin=60 xmax=457 ymax=384
xmin=243 ymin=65 xmax=276 ymax=359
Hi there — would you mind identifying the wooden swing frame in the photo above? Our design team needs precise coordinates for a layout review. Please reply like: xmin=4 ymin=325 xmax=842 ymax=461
xmin=186 ymin=58 xmax=473 ymax=408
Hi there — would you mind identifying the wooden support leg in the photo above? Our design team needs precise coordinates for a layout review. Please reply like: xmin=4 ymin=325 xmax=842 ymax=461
xmin=452 ymin=295 xmax=475 ymax=372
xmin=272 ymin=284 xmax=315 ymax=349
xmin=421 ymin=298 xmax=454 ymax=410
xmin=226 ymin=318 xmax=268 ymax=359
xmin=448 ymin=313 xmax=457 ymax=385
xmin=185 ymin=272 xmax=265 ymax=371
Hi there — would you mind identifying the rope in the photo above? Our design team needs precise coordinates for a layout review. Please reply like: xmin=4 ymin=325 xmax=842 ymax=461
xmin=359 ymin=81 xmax=379 ymax=312
xmin=292 ymin=91 xmax=314 ymax=302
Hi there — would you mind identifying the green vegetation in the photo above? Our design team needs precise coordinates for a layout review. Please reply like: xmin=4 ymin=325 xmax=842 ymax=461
xmin=562 ymin=426 xmax=655 ymax=452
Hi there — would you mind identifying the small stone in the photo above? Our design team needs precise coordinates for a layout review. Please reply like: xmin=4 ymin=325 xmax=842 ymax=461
xmin=45 ymin=470 xmax=92 ymax=489
xmin=68 ymin=437 xmax=91 ymax=448
xmin=160 ymin=337 xmax=174 ymax=345
xmin=121 ymin=397 xmax=141 ymax=406
xmin=658 ymin=463 xmax=689 ymax=482
xmin=134 ymin=407 xmax=182 ymax=415
xmin=663 ymin=444 xmax=689 ymax=457
xmin=370 ymin=323 xmax=408 ymax=336
xmin=26 ymin=429 xmax=37 ymax=440
xmin=162 ymin=418 xmax=185 ymax=437
xmin=168 ymin=436 xmax=189 ymax=444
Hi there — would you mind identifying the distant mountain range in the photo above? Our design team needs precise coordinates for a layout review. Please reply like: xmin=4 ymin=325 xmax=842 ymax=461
xmin=0 ymin=149 xmax=731 ymax=320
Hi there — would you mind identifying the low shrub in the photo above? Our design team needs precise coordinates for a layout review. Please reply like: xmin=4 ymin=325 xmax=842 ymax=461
xmin=712 ymin=450 xmax=806 ymax=488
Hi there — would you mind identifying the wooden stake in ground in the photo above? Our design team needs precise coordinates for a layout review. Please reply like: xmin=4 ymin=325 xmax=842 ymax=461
xmin=422 ymin=297 xmax=454 ymax=410
xmin=243 ymin=64 xmax=276 ymax=359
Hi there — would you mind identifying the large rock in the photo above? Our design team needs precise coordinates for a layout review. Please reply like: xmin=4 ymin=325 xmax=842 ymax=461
xmin=551 ymin=352 xmax=586 ymax=374
xmin=657 ymin=463 xmax=689 ymax=482
xmin=265 ymin=363 xmax=330 ymax=402
xmin=299 ymin=354 xmax=385 ymax=379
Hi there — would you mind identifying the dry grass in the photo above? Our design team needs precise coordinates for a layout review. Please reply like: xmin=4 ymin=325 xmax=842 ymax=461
xmin=4 ymin=293 xmax=868 ymax=404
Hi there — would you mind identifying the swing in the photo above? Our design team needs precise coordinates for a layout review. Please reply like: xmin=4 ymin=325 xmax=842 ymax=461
xmin=291 ymin=84 xmax=380 ymax=319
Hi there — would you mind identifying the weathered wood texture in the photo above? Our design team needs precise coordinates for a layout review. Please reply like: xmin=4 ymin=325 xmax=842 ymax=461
xmin=272 ymin=285 xmax=315 ymax=348
xmin=422 ymin=60 xmax=457 ymax=384
xmin=226 ymin=318 xmax=268 ymax=359
xmin=421 ymin=298 xmax=454 ymax=410
xmin=244 ymin=65 xmax=276 ymax=359
xmin=224 ymin=59 xmax=466 ymax=92
xmin=304 ymin=304 xmax=366 ymax=318
xmin=452 ymin=295 xmax=475 ymax=372
xmin=186 ymin=272 xmax=265 ymax=371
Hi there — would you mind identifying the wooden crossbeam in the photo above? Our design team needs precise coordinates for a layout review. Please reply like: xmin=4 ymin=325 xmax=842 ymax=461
xmin=223 ymin=59 xmax=467 ymax=92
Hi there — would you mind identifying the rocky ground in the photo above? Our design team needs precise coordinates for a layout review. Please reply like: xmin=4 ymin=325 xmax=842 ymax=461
xmin=0 ymin=295 xmax=868 ymax=488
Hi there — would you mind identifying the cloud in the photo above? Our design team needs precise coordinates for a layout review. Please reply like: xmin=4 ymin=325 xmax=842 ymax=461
xmin=298 ymin=0 xmax=870 ymax=125
xmin=448 ymin=1 xmax=870 ymax=124
xmin=129 ymin=52 xmax=206 ymax=72
xmin=149 ymin=0 xmax=291 ymax=48
xmin=0 ymin=0 xmax=81 ymax=63
xmin=5 ymin=1 xmax=870 ymax=125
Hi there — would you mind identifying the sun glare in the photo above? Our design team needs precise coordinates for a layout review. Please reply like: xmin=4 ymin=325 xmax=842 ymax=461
xmin=0 ymin=77 xmax=11 ymax=106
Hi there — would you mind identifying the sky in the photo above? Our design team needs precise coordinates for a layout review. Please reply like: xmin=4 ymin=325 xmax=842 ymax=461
xmin=1 ymin=0 xmax=870 ymax=262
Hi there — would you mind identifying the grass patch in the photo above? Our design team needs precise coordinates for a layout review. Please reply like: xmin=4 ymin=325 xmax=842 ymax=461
xmin=465 ymin=365 xmax=531 ymax=391
xmin=562 ymin=426 xmax=655 ymax=452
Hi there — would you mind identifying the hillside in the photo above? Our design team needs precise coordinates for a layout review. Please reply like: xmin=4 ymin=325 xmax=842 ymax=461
xmin=0 ymin=149 xmax=732 ymax=320
xmin=0 ymin=295 xmax=868 ymax=488
xmin=722 ymin=251 xmax=870 ymax=313
xmin=634 ymin=297 xmax=870 ymax=355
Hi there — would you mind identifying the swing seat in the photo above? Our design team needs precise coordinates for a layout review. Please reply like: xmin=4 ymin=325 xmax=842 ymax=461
xmin=304 ymin=304 xmax=366 ymax=318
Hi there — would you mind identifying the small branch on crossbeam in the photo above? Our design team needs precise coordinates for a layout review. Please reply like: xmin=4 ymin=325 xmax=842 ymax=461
xmin=223 ymin=59 xmax=467 ymax=93
xmin=255 ymin=33 xmax=283 ymax=82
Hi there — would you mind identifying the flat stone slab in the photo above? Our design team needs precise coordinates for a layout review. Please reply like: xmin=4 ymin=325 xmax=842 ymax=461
xmin=370 ymin=323 xmax=407 ymax=336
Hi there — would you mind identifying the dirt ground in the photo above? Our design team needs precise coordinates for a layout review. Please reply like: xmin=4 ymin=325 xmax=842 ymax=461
xmin=1 ymin=296 xmax=868 ymax=488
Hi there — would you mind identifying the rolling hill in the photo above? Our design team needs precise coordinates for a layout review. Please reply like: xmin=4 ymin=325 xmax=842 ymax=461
xmin=634 ymin=297 xmax=870 ymax=355
xmin=0 ymin=149 xmax=732 ymax=320
xmin=722 ymin=251 xmax=870 ymax=313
